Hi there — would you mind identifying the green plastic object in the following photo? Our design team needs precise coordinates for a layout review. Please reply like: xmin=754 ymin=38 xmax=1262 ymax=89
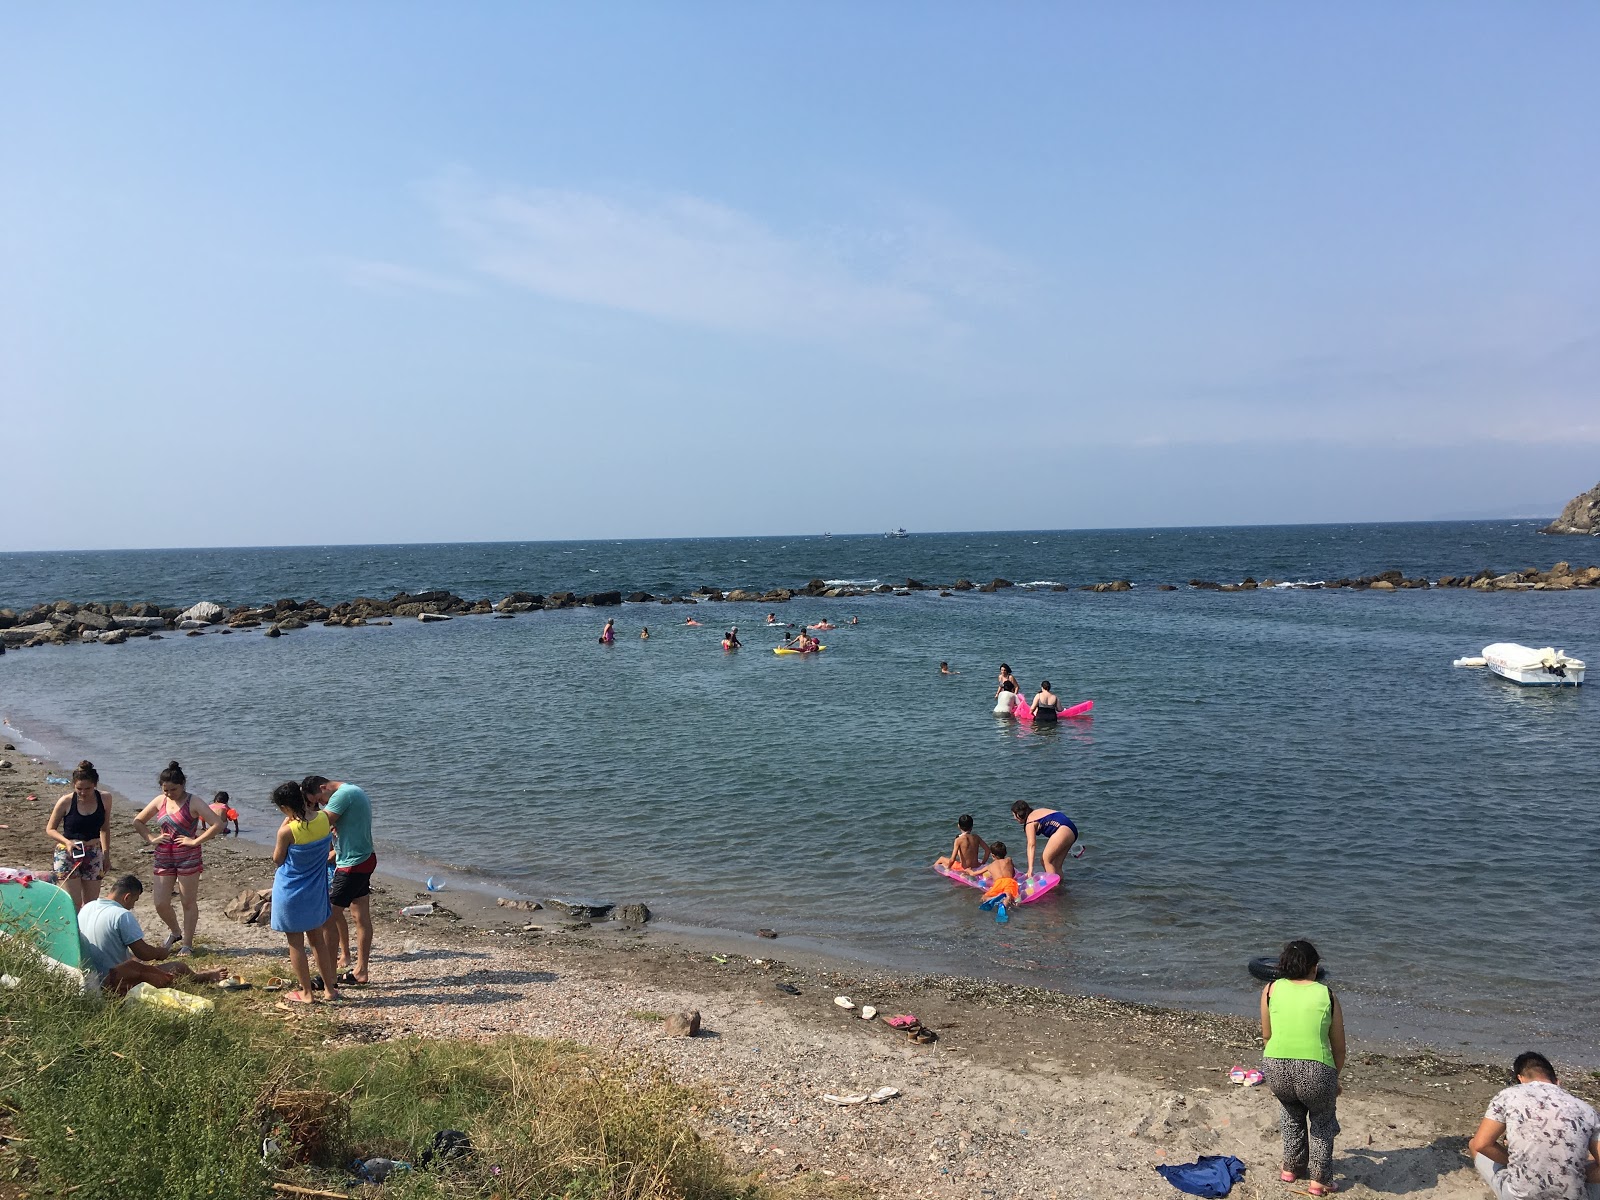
xmin=0 ymin=880 xmax=83 ymax=970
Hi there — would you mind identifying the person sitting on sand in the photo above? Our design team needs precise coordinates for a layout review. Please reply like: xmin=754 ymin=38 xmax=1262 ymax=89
xmin=1469 ymin=1050 xmax=1600 ymax=1200
xmin=1010 ymin=801 xmax=1079 ymax=877
xmin=934 ymin=814 xmax=991 ymax=870
xmin=1031 ymin=680 xmax=1060 ymax=723
xmin=209 ymin=791 xmax=240 ymax=837
xmin=269 ymin=781 xmax=342 ymax=1004
xmin=76 ymin=874 xmax=226 ymax=993
xmin=599 ymin=618 xmax=615 ymax=644
xmin=45 ymin=759 xmax=112 ymax=911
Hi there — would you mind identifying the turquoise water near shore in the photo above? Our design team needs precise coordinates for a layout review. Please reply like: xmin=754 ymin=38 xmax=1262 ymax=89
xmin=2 ymin=522 xmax=1597 ymax=1058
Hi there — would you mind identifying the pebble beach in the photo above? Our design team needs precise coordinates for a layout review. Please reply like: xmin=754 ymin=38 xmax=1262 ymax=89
xmin=2 ymin=748 xmax=1582 ymax=1199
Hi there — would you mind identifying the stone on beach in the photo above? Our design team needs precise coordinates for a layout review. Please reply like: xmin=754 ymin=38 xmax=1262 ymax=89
xmin=663 ymin=1010 xmax=701 ymax=1037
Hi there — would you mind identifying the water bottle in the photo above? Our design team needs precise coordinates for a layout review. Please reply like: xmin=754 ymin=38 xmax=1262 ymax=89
xmin=400 ymin=903 xmax=433 ymax=917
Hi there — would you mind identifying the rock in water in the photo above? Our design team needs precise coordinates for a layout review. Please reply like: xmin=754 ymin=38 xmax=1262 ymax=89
xmin=1542 ymin=481 xmax=1600 ymax=535
xmin=178 ymin=601 xmax=226 ymax=624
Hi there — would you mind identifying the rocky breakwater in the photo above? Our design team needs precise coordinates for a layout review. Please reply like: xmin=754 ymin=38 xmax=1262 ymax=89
xmin=1542 ymin=481 xmax=1600 ymax=536
xmin=1187 ymin=562 xmax=1600 ymax=592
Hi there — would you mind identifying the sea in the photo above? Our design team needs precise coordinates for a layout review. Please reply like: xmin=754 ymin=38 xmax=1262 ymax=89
xmin=2 ymin=521 xmax=1597 ymax=1060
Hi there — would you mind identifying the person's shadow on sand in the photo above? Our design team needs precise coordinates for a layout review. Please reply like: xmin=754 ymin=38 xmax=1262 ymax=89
xmin=1337 ymin=1134 xmax=1471 ymax=1194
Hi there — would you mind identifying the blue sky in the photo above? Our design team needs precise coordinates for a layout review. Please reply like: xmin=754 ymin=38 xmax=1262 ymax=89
xmin=3 ymin=4 xmax=1597 ymax=549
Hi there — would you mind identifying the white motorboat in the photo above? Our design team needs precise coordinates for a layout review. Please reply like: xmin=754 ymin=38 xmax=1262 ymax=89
xmin=1481 ymin=643 xmax=1585 ymax=686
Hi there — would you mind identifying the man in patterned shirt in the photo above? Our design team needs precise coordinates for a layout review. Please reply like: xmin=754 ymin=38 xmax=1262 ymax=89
xmin=1469 ymin=1051 xmax=1600 ymax=1200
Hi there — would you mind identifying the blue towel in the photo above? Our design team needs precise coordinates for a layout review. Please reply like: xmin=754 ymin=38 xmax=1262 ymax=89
xmin=271 ymin=834 xmax=334 ymax=933
xmin=1155 ymin=1155 xmax=1246 ymax=1198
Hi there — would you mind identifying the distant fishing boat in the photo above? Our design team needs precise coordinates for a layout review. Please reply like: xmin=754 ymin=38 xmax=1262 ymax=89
xmin=885 ymin=528 xmax=908 ymax=539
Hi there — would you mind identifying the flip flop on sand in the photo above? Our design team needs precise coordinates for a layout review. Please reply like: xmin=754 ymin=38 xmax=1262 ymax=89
xmin=282 ymin=990 xmax=316 ymax=1005
xmin=884 ymin=1014 xmax=919 ymax=1029
xmin=908 ymin=1027 xmax=937 ymax=1045
xmin=336 ymin=970 xmax=367 ymax=987
xmin=833 ymin=996 xmax=856 ymax=1010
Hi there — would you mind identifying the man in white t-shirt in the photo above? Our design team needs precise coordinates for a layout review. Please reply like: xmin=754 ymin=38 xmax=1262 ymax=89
xmin=77 ymin=875 xmax=225 ymax=992
xmin=1469 ymin=1051 xmax=1600 ymax=1200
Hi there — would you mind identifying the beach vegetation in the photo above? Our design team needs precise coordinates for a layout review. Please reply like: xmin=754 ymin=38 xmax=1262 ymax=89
xmin=0 ymin=939 xmax=860 ymax=1200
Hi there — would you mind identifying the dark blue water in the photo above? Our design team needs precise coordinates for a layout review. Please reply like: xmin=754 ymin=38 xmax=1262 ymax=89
xmin=3 ymin=522 xmax=1597 ymax=1058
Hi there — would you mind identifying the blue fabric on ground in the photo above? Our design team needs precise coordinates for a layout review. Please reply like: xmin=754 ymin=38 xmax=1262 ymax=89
xmin=271 ymin=834 xmax=334 ymax=933
xmin=1154 ymin=1155 xmax=1246 ymax=1197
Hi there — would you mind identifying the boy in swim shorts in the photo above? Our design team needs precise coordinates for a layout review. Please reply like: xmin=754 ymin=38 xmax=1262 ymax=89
xmin=934 ymin=814 xmax=991 ymax=870
xmin=963 ymin=841 xmax=1020 ymax=906
xmin=209 ymin=791 xmax=240 ymax=837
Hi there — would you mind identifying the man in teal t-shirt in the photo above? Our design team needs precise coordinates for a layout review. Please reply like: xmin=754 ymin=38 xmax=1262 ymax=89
xmin=304 ymin=776 xmax=376 ymax=985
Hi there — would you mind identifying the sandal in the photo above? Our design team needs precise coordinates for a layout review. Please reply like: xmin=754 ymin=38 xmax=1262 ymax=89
xmin=1308 ymin=1183 xmax=1338 ymax=1196
xmin=908 ymin=1026 xmax=937 ymax=1045
xmin=336 ymin=970 xmax=365 ymax=987
xmin=1280 ymin=1170 xmax=1301 ymax=1183
xmin=283 ymin=990 xmax=317 ymax=1004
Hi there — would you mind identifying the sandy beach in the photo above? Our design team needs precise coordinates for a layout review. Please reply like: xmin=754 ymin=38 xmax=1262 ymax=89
xmin=3 ymin=745 xmax=1578 ymax=1199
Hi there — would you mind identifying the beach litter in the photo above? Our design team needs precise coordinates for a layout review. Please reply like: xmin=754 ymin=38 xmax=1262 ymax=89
xmin=1154 ymin=1154 xmax=1246 ymax=1197
xmin=822 ymin=1086 xmax=899 ymax=1106
xmin=45 ymin=775 xmax=70 ymax=785
xmin=1227 ymin=1066 xmax=1264 ymax=1086
xmin=354 ymin=1156 xmax=411 ymax=1183
xmin=126 ymin=981 xmax=214 ymax=1015
xmin=400 ymin=903 xmax=434 ymax=917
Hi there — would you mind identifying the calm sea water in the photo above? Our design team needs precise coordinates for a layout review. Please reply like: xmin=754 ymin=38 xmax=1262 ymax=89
xmin=3 ymin=523 xmax=1597 ymax=1059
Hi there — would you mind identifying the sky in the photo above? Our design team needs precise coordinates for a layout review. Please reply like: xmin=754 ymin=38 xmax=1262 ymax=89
xmin=2 ymin=3 xmax=1597 ymax=550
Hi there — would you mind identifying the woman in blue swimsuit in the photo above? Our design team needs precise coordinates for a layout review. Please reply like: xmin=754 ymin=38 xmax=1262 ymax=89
xmin=1011 ymin=800 xmax=1078 ymax=878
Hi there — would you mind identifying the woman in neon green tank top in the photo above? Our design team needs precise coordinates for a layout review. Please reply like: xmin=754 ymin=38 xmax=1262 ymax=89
xmin=1260 ymin=939 xmax=1346 ymax=1195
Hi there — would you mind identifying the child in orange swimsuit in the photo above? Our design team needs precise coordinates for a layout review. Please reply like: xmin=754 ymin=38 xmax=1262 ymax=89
xmin=962 ymin=842 xmax=1019 ymax=920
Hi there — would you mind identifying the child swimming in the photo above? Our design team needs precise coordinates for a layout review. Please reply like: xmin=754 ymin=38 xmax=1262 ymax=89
xmin=934 ymin=814 xmax=991 ymax=870
xmin=209 ymin=791 xmax=240 ymax=837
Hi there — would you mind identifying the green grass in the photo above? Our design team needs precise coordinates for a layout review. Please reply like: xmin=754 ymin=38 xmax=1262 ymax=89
xmin=0 ymin=938 xmax=863 ymax=1200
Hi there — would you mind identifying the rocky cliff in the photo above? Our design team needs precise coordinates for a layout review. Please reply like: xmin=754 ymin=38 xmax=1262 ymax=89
xmin=1542 ymin=481 xmax=1600 ymax=535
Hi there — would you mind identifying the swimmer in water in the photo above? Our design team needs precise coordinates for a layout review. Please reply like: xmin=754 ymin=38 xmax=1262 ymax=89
xmin=640 ymin=627 xmax=649 ymax=640
xmin=684 ymin=617 xmax=700 ymax=626
xmin=849 ymin=615 xmax=859 ymax=625
xmin=766 ymin=612 xmax=779 ymax=625
xmin=722 ymin=628 xmax=742 ymax=650
xmin=939 ymin=661 xmax=958 ymax=675
xmin=1030 ymin=680 xmax=1059 ymax=722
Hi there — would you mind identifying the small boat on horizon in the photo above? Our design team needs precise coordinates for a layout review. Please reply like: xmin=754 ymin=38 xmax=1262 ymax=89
xmin=1481 ymin=643 xmax=1585 ymax=686
xmin=885 ymin=527 xmax=909 ymax=539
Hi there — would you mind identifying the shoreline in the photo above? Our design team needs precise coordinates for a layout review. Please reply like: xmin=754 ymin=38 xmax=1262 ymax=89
xmin=2 ymin=749 xmax=1586 ymax=1198
xmin=4 ymin=560 xmax=1598 ymax=651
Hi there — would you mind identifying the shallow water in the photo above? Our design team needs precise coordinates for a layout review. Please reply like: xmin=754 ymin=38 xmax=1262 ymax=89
xmin=2 ymin=522 xmax=1596 ymax=1058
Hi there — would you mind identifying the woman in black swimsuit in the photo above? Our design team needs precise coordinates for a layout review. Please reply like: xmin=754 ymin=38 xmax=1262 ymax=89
xmin=44 ymin=759 xmax=113 ymax=910
xmin=1031 ymin=680 xmax=1060 ymax=723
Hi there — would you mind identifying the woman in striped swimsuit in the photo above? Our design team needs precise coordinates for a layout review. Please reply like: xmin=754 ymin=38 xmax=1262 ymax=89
xmin=131 ymin=761 xmax=223 ymax=955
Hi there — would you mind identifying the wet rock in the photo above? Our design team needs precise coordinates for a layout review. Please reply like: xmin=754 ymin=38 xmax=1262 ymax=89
xmin=1368 ymin=580 xmax=1395 ymax=590
xmin=277 ymin=618 xmax=308 ymax=630
xmin=585 ymin=591 xmax=623 ymax=607
xmin=800 ymin=578 xmax=828 ymax=596
xmin=545 ymin=898 xmax=614 ymax=919
xmin=130 ymin=602 xmax=161 ymax=618
xmin=953 ymin=579 xmax=974 ymax=590
xmin=1158 ymin=584 xmax=1178 ymax=591
xmin=185 ymin=628 xmax=206 ymax=637
xmin=757 ymin=928 xmax=778 ymax=939
xmin=97 ymin=629 xmax=128 ymax=645
xmin=0 ymin=609 xmax=15 ymax=630
xmin=613 ymin=903 xmax=651 ymax=925
xmin=544 ymin=593 xmax=577 ymax=609
xmin=724 ymin=589 xmax=758 ymax=602
xmin=417 ymin=612 xmax=452 ymax=623
xmin=760 ymin=589 xmax=792 ymax=602
xmin=663 ymin=1010 xmax=701 ymax=1038
xmin=113 ymin=615 xmax=166 ymax=630
xmin=625 ymin=592 xmax=655 ymax=603
xmin=264 ymin=626 xmax=283 ymax=638
xmin=73 ymin=610 xmax=113 ymax=632
xmin=179 ymin=601 xmax=225 ymax=624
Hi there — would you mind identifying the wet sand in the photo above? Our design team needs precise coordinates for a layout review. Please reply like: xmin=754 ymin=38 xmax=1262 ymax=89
xmin=0 ymin=746 xmax=1571 ymax=1199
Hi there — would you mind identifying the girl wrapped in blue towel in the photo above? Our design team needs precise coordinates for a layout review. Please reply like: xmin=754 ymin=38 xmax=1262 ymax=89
xmin=270 ymin=781 xmax=341 ymax=1003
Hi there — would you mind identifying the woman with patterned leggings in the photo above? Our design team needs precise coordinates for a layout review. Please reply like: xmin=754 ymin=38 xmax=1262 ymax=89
xmin=1260 ymin=939 xmax=1347 ymax=1195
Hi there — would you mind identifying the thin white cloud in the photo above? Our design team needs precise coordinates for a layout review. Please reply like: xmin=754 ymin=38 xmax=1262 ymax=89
xmin=425 ymin=174 xmax=1021 ymax=341
xmin=342 ymin=258 xmax=475 ymax=295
